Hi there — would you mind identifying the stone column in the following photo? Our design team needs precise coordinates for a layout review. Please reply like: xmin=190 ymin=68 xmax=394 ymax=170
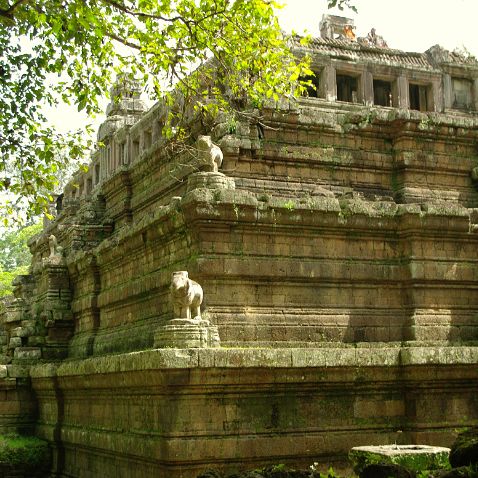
xmin=473 ymin=78 xmax=478 ymax=111
xmin=396 ymin=76 xmax=409 ymax=109
xmin=100 ymin=148 xmax=107 ymax=181
xmin=320 ymin=65 xmax=337 ymax=102
xmin=124 ymin=138 xmax=131 ymax=166
xmin=430 ymin=79 xmax=442 ymax=112
xmin=361 ymin=70 xmax=374 ymax=106
xmin=111 ymin=141 xmax=118 ymax=171
xmin=443 ymin=74 xmax=453 ymax=109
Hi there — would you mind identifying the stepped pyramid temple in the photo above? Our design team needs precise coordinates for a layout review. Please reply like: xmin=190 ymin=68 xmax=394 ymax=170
xmin=2 ymin=14 xmax=478 ymax=478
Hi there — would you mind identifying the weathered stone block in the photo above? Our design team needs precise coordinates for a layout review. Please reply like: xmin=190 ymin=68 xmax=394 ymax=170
xmin=8 ymin=337 xmax=22 ymax=349
xmin=6 ymin=365 xmax=30 ymax=378
xmin=349 ymin=445 xmax=451 ymax=475
xmin=13 ymin=347 xmax=41 ymax=361
xmin=10 ymin=326 xmax=34 ymax=338
xmin=0 ymin=356 xmax=11 ymax=365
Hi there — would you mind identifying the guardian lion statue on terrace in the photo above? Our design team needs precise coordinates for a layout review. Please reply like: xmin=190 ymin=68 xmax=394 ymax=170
xmin=170 ymin=271 xmax=203 ymax=320
xmin=196 ymin=135 xmax=223 ymax=172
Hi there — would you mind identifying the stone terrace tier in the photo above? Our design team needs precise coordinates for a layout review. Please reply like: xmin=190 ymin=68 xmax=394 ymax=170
xmin=24 ymin=97 xmax=478 ymax=358
xmin=30 ymin=346 xmax=478 ymax=477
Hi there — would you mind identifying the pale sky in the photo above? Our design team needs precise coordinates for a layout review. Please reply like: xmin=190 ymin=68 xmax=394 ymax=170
xmin=277 ymin=0 xmax=478 ymax=56
xmin=46 ymin=0 xmax=478 ymax=133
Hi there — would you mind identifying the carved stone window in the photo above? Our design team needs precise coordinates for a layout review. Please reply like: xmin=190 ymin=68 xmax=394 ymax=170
xmin=132 ymin=138 xmax=140 ymax=160
xmin=119 ymin=142 xmax=126 ymax=166
xmin=452 ymin=77 xmax=473 ymax=110
xmin=373 ymin=79 xmax=392 ymax=107
xmin=106 ymin=145 xmax=113 ymax=173
xmin=336 ymin=74 xmax=358 ymax=103
xmin=143 ymin=129 xmax=152 ymax=149
xmin=409 ymin=83 xmax=430 ymax=112
xmin=299 ymin=72 xmax=321 ymax=98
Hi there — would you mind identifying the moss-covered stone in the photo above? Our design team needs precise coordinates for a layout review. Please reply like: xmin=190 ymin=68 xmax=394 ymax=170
xmin=350 ymin=445 xmax=450 ymax=475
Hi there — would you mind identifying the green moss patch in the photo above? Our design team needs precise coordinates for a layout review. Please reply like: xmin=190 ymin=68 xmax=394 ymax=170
xmin=0 ymin=434 xmax=50 ymax=468
xmin=349 ymin=445 xmax=450 ymax=475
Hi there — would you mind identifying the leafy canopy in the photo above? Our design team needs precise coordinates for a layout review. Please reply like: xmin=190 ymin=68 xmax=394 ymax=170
xmin=327 ymin=0 xmax=357 ymax=13
xmin=0 ymin=221 xmax=41 ymax=297
xmin=0 ymin=0 xmax=311 ymax=224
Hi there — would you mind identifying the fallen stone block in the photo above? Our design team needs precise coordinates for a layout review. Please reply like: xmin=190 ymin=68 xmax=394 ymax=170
xmin=350 ymin=445 xmax=450 ymax=475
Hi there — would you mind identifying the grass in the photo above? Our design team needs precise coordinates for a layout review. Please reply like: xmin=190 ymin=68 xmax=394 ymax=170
xmin=0 ymin=434 xmax=50 ymax=467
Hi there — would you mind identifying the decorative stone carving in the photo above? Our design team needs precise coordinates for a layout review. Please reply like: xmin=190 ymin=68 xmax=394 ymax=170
xmin=426 ymin=44 xmax=453 ymax=65
xmin=319 ymin=14 xmax=355 ymax=41
xmin=343 ymin=24 xmax=356 ymax=41
xmin=196 ymin=135 xmax=223 ymax=173
xmin=99 ymin=74 xmax=147 ymax=142
xmin=154 ymin=271 xmax=220 ymax=348
xmin=170 ymin=271 xmax=203 ymax=321
xmin=186 ymin=136 xmax=234 ymax=192
xmin=46 ymin=234 xmax=64 ymax=266
xmin=358 ymin=28 xmax=388 ymax=48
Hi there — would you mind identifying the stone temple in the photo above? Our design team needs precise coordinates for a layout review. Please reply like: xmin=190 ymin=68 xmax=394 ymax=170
xmin=1 ymin=15 xmax=478 ymax=477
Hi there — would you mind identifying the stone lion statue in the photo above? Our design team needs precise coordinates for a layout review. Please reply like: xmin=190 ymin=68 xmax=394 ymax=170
xmin=170 ymin=271 xmax=203 ymax=320
xmin=196 ymin=135 xmax=223 ymax=173
xmin=49 ymin=234 xmax=63 ymax=258
xmin=46 ymin=234 xmax=64 ymax=266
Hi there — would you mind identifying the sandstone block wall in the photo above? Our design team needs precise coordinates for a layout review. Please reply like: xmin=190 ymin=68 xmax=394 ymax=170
xmin=34 ymin=103 xmax=477 ymax=357
xmin=30 ymin=347 xmax=478 ymax=477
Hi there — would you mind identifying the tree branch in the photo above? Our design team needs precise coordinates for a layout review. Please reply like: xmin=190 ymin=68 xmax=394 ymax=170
xmin=100 ymin=0 xmax=184 ymax=22
xmin=104 ymin=30 xmax=141 ymax=50
xmin=0 ymin=0 xmax=29 ymax=18
xmin=100 ymin=0 xmax=228 ymax=27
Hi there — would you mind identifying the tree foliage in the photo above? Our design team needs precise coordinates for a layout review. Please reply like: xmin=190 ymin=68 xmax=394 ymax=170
xmin=0 ymin=221 xmax=41 ymax=297
xmin=0 ymin=221 xmax=41 ymax=271
xmin=0 ymin=0 xmax=310 ymax=224
xmin=327 ymin=0 xmax=357 ymax=13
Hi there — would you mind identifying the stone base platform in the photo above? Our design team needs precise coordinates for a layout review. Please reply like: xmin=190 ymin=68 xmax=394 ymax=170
xmin=154 ymin=318 xmax=220 ymax=348
xmin=187 ymin=171 xmax=235 ymax=192
xmin=30 ymin=345 xmax=478 ymax=478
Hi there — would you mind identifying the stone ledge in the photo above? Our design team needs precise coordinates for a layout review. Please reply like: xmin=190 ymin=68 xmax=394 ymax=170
xmin=29 ymin=345 xmax=478 ymax=378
